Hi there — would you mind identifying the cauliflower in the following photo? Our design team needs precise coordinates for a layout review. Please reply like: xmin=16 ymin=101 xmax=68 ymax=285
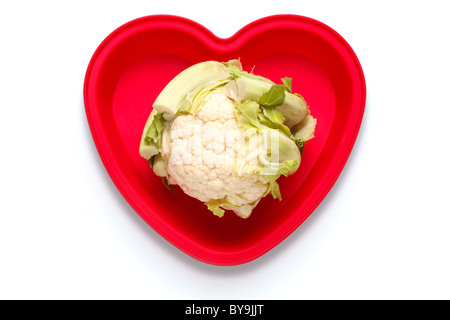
xmin=139 ymin=60 xmax=316 ymax=218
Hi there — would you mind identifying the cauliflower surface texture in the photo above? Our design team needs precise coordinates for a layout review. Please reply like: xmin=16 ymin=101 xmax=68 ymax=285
xmin=162 ymin=90 xmax=269 ymax=217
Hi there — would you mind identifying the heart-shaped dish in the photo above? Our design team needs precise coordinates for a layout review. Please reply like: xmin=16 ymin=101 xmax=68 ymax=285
xmin=84 ymin=14 xmax=365 ymax=265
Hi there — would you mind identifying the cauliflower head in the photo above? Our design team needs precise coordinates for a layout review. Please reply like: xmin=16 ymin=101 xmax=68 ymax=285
xmin=163 ymin=90 xmax=270 ymax=218
xmin=139 ymin=60 xmax=316 ymax=219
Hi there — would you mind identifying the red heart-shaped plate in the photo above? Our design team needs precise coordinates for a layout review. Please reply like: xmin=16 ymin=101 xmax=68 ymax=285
xmin=84 ymin=14 xmax=365 ymax=265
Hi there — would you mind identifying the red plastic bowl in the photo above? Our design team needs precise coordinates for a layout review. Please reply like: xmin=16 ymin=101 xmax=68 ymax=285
xmin=84 ymin=14 xmax=365 ymax=265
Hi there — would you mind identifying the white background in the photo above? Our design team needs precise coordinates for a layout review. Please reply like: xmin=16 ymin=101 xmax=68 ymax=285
xmin=1 ymin=0 xmax=449 ymax=300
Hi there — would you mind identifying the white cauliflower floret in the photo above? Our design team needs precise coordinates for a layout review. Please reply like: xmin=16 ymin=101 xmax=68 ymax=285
xmin=197 ymin=89 xmax=236 ymax=123
xmin=162 ymin=90 xmax=269 ymax=218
